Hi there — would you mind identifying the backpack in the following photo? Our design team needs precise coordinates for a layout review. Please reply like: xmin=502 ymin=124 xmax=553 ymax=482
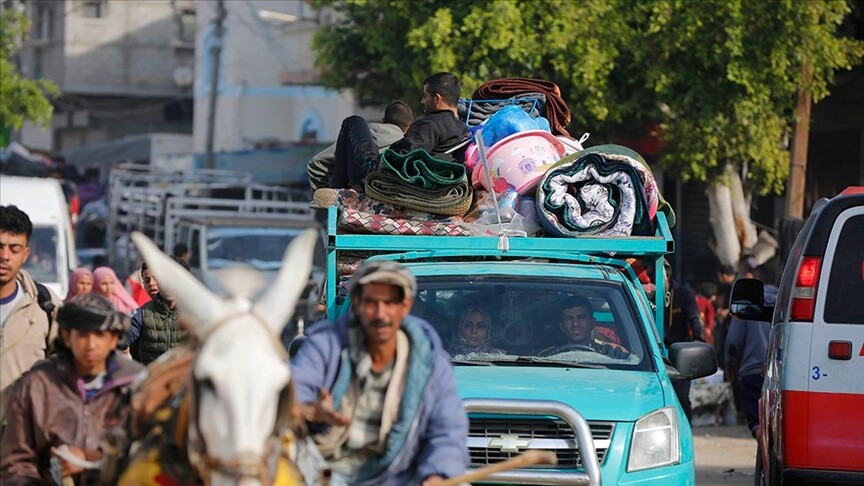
xmin=34 ymin=282 xmax=56 ymax=324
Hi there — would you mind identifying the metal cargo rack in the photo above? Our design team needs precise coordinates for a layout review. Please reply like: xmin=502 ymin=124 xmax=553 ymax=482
xmin=107 ymin=165 xmax=308 ymax=275
xmin=163 ymin=196 xmax=315 ymax=250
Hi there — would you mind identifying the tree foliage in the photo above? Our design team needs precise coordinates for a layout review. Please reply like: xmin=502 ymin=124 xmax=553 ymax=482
xmin=312 ymin=0 xmax=864 ymax=195
xmin=639 ymin=0 xmax=864 ymax=194
xmin=0 ymin=10 xmax=59 ymax=130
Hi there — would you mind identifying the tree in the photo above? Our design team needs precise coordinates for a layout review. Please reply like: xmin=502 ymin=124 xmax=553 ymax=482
xmin=0 ymin=9 xmax=60 ymax=132
xmin=639 ymin=0 xmax=863 ymax=266
xmin=311 ymin=0 xmax=647 ymax=137
xmin=312 ymin=0 xmax=864 ymax=266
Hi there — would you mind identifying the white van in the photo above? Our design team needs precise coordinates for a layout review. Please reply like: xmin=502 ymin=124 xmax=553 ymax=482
xmin=731 ymin=186 xmax=864 ymax=485
xmin=0 ymin=175 xmax=78 ymax=297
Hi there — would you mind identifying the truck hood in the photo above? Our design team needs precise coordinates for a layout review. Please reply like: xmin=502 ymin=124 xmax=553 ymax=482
xmin=454 ymin=366 xmax=667 ymax=422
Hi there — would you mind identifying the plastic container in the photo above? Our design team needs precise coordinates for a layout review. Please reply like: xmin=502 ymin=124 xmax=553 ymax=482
xmin=470 ymin=130 xmax=565 ymax=196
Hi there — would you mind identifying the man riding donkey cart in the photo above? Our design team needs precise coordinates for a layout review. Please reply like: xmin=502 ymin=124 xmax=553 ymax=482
xmin=16 ymin=232 xmax=554 ymax=485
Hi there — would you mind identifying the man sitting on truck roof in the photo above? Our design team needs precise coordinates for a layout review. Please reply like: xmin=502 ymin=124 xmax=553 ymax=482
xmin=307 ymin=101 xmax=415 ymax=192
xmin=541 ymin=296 xmax=629 ymax=359
xmin=291 ymin=260 xmax=468 ymax=485
xmin=315 ymin=73 xmax=469 ymax=194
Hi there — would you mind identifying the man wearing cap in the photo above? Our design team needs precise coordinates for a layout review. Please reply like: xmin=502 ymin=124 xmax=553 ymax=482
xmin=1 ymin=293 xmax=144 ymax=485
xmin=291 ymin=260 xmax=468 ymax=485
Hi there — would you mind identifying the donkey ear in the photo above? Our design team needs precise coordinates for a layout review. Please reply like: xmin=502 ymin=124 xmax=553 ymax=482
xmin=253 ymin=229 xmax=318 ymax=336
xmin=131 ymin=232 xmax=225 ymax=337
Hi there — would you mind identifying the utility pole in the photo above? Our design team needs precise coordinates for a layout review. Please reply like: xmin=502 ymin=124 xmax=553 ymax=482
xmin=205 ymin=0 xmax=227 ymax=170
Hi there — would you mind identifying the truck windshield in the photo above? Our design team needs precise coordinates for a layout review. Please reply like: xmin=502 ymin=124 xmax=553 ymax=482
xmin=207 ymin=227 xmax=303 ymax=270
xmin=23 ymin=226 xmax=60 ymax=284
xmin=412 ymin=276 xmax=650 ymax=370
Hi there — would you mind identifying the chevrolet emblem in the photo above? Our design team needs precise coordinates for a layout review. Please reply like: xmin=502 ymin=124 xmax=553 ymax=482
xmin=487 ymin=434 xmax=532 ymax=452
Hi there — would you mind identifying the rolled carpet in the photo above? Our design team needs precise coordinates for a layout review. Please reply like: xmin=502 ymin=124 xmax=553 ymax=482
xmin=536 ymin=144 xmax=668 ymax=237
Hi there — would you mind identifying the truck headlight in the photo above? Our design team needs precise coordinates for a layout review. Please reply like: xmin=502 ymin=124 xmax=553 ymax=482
xmin=627 ymin=407 xmax=680 ymax=472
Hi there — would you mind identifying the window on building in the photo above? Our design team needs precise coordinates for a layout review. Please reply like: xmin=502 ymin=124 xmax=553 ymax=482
xmin=81 ymin=0 xmax=107 ymax=19
xmin=33 ymin=47 xmax=44 ymax=78
xmin=32 ymin=3 xmax=53 ymax=40
xmin=177 ymin=10 xmax=196 ymax=44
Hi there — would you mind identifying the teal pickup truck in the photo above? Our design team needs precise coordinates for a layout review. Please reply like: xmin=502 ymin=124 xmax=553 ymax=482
xmin=321 ymin=205 xmax=716 ymax=485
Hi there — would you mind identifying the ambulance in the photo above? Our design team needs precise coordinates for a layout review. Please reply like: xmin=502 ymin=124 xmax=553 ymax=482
xmin=731 ymin=186 xmax=864 ymax=485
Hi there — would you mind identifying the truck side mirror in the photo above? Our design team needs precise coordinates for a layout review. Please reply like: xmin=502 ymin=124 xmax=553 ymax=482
xmin=729 ymin=278 xmax=764 ymax=319
xmin=668 ymin=342 xmax=717 ymax=380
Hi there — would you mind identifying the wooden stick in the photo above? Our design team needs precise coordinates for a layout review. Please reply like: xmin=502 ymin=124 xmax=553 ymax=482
xmin=437 ymin=450 xmax=558 ymax=486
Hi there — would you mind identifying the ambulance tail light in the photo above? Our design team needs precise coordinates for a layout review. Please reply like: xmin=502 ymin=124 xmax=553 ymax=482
xmin=790 ymin=257 xmax=822 ymax=321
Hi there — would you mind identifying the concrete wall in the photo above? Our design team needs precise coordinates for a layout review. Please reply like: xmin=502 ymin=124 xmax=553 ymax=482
xmin=193 ymin=0 xmax=361 ymax=152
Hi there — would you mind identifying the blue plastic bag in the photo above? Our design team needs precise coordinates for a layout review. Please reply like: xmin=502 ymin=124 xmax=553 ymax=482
xmin=479 ymin=105 xmax=551 ymax=148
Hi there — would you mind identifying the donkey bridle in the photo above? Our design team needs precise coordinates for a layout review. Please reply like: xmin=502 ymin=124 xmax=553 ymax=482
xmin=184 ymin=310 xmax=292 ymax=485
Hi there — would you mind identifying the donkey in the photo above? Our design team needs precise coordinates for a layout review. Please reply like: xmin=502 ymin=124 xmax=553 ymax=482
xmin=127 ymin=229 xmax=318 ymax=486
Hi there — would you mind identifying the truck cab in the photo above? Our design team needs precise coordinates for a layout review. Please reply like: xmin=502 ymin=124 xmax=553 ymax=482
xmin=319 ymin=205 xmax=716 ymax=485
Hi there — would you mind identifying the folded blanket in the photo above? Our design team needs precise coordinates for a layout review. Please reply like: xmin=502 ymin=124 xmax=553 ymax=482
xmin=536 ymin=145 xmax=666 ymax=237
xmin=378 ymin=148 xmax=467 ymax=189
xmin=335 ymin=189 xmax=467 ymax=223
xmin=339 ymin=207 xmax=471 ymax=236
xmin=473 ymin=78 xmax=572 ymax=138
xmin=333 ymin=190 xmax=470 ymax=237
xmin=365 ymin=171 xmax=473 ymax=217
xmin=364 ymin=148 xmax=473 ymax=217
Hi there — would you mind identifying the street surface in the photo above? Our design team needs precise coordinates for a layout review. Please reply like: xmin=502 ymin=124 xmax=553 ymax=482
xmin=694 ymin=425 xmax=757 ymax=486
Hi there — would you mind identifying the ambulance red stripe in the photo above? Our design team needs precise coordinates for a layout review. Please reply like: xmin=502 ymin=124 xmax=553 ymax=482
xmin=783 ymin=389 xmax=864 ymax=470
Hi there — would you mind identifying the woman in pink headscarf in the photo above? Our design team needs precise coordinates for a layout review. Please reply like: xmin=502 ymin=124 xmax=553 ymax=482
xmin=92 ymin=266 xmax=138 ymax=315
xmin=64 ymin=267 xmax=94 ymax=303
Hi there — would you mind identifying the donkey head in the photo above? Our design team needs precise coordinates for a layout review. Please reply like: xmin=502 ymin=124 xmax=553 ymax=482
xmin=132 ymin=230 xmax=317 ymax=485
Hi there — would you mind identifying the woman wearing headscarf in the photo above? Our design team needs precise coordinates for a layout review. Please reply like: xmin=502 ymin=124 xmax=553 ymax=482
xmin=450 ymin=305 xmax=505 ymax=355
xmin=92 ymin=267 xmax=138 ymax=315
xmin=64 ymin=267 xmax=93 ymax=303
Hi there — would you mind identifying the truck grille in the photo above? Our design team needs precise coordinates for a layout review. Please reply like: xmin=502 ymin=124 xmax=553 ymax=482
xmin=468 ymin=417 xmax=614 ymax=468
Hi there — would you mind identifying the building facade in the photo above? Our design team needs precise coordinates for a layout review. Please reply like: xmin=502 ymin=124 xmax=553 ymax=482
xmin=193 ymin=0 xmax=369 ymax=153
xmin=15 ymin=0 xmax=196 ymax=152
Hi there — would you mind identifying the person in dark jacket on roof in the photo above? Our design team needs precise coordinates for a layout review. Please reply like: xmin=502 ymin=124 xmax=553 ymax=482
xmin=308 ymin=101 xmax=415 ymax=191
xmin=119 ymin=257 xmax=190 ymax=364
xmin=0 ymin=293 xmax=144 ymax=485
xmin=323 ymin=73 xmax=469 ymax=192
